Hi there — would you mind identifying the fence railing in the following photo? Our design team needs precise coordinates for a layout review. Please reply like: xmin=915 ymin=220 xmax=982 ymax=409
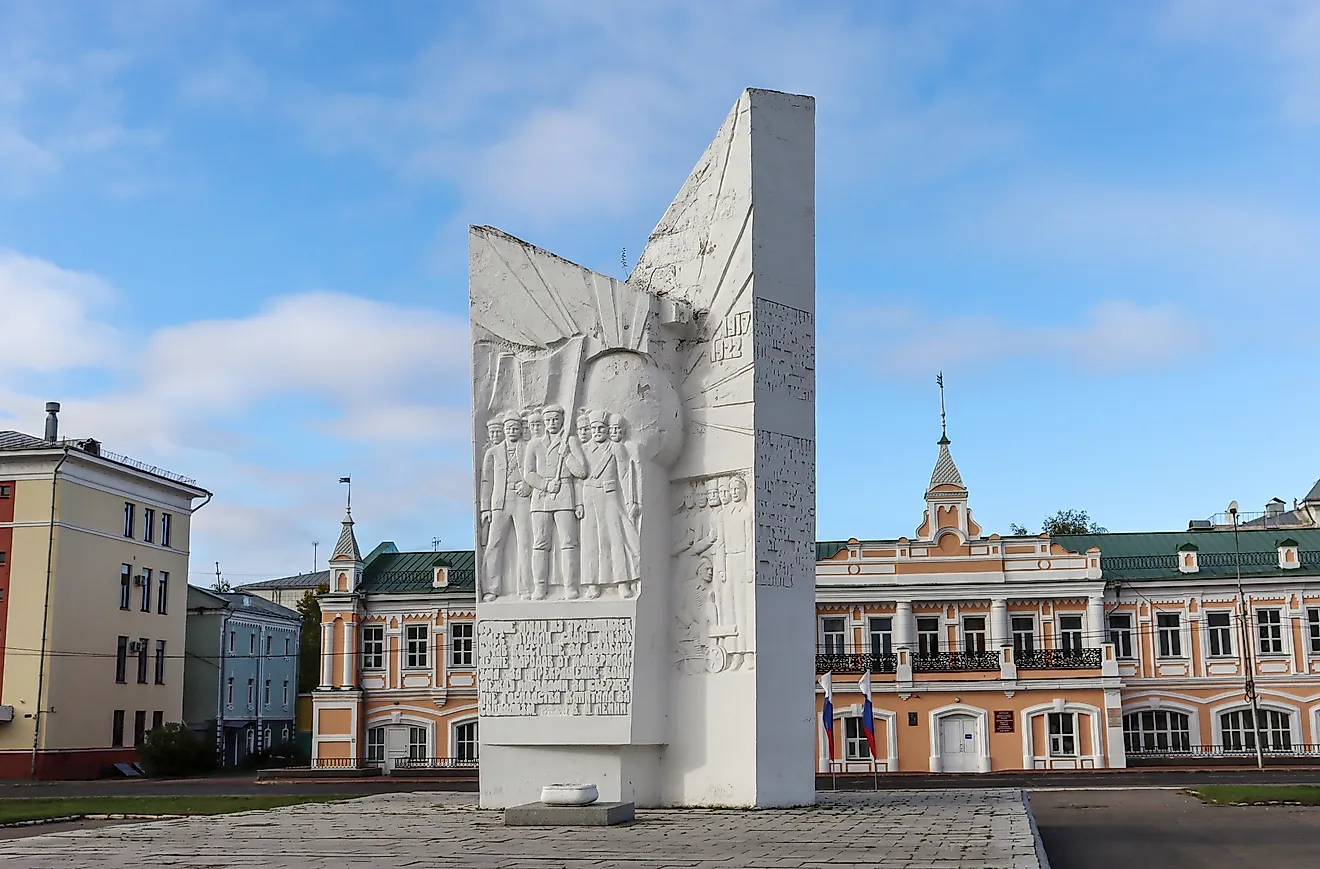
xmin=310 ymin=756 xmax=384 ymax=770
xmin=1016 ymin=648 xmax=1102 ymax=670
xmin=392 ymin=756 xmax=479 ymax=770
xmin=912 ymin=651 xmax=1000 ymax=672
xmin=1125 ymin=743 xmax=1320 ymax=759
xmin=815 ymin=650 xmax=898 ymax=675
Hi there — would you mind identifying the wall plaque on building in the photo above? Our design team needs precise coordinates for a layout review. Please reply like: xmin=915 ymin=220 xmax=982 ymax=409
xmin=994 ymin=710 xmax=1015 ymax=733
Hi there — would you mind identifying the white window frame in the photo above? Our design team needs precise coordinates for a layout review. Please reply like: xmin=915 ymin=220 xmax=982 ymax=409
xmin=916 ymin=616 xmax=941 ymax=656
xmin=1123 ymin=709 xmax=1191 ymax=754
xmin=1219 ymin=707 xmax=1294 ymax=752
xmin=1205 ymin=611 xmax=1234 ymax=658
xmin=843 ymin=716 xmax=871 ymax=760
xmin=1309 ymin=608 xmax=1320 ymax=656
xmin=1047 ymin=712 xmax=1077 ymax=757
xmin=1107 ymin=613 xmax=1134 ymax=659
xmin=961 ymin=616 xmax=987 ymax=654
xmin=1156 ymin=612 xmax=1184 ymax=658
xmin=408 ymin=725 xmax=429 ymax=761
xmin=362 ymin=625 xmax=385 ymax=670
xmin=450 ymin=622 xmax=475 ymax=668
xmin=1256 ymin=608 xmax=1285 ymax=656
xmin=366 ymin=727 xmax=385 ymax=763
xmin=282 ymin=680 xmax=289 ymax=706
xmin=1011 ymin=615 xmax=1036 ymax=655
xmin=454 ymin=720 xmax=479 ymax=762
xmin=404 ymin=624 xmax=429 ymax=670
xmin=820 ymin=616 xmax=847 ymax=654
xmin=868 ymin=616 xmax=893 ymax=657
xmin=1057 ymin=614 xmax=1083 ymax=653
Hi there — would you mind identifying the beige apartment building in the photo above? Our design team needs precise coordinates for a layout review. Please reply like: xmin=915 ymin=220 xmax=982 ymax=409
xmin=0 ymin=404 xmax=209 ymax=778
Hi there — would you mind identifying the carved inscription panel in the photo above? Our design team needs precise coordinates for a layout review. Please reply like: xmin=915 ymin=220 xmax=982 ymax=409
xmin=754 ymin=299 xmax=814 ymax=402
xmin=478 ymin=618 xmax=634 ymax=716
xmin=754 ymin=431 xmax=815 ymax=588
xmin=710 ymin=310 xmax=752 ymax=363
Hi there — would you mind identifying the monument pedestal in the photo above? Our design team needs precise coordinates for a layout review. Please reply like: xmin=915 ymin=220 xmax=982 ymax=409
xmin=504 ymin=801 xmax=636 ymax=827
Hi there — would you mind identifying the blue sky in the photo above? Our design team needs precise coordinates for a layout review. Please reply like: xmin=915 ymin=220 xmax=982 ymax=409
xmin=2 ymin=0 xmax=1318 ymax=584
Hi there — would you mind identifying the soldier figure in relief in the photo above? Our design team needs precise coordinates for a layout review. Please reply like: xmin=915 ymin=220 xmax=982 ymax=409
xmin=721 ymin=474 xmax=754 ymax=670
xmin=580 ymin=410 xmax=641 ymax=600
xmin=523 ymin=405 xmax=587 ymax=600
xmin=479 ymin=414 xmax=532 ymax=601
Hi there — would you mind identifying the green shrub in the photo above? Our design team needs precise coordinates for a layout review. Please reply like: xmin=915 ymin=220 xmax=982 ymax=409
xmin=138 ymin=723 xmax=214 ymax=777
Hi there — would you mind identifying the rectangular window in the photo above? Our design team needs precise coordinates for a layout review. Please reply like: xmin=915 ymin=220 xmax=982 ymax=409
xmin=133 ymin=710 xmax=146 ymax=747
xmin=160 ymin=513 xmax=172 ymax=548
xmin=263 ymin=679 xmax=271 ymax=706
xmin=228 ymin=630 xmax=235 ymax=654
xmin=1207 ymin=612 xmax=1233 ymax=657
xmin=139 ymin=568 xmax=152 ymax=612
xmin=843 ymin=717 xmax=872 ymax=760
xmin=143 ymin=508 xmax=155 ymax=543
xmin=362 ymin=626 xmax=384 ymax=669
xmin=112 ymin=710 xmax=125 ymax=747
xmin=408 ymin=725 xmax=428 ymax=761
xmin=265 ymin=635 xmax=272 ymax=657
xmin=0 ymin=552 xmax=5 ymax=565
xmin=151 ymin=710 xmax=163 ymax=731
xmin=282 ymin=680 xmax=289 ymax=705
xmin=284 ymin=637 xmax=291 ymax=657
xmin=962 ymin=616 xmax=987 ymax=654
xmin=868 ymin=617 xmax=893 ymax=657
xmin=1257 ymin=609 xmax=1284 ymax=655
xmin=1012 ymin=616 xmax=1036 ymax=655
xmin=123 ymin=502 xmax=135 ymax=538
xmin=115 ymin=636 xmax=128 ymax=683
xmin=455 ymin=721 xmax=479 ymax=762
xmin=1058 ymin=615 xmax=1083 ymax=653
xmin=451 ymin=622 xmax=475 ymax=667
xmin=226 ymin=676 xmax=234 ymax=706
xmin=821 ymin=617 xmax=847 ymax=654
xmin=405 ymin=625 xmax=429 ymax=669
xmin=249 ymin=633 xmax=256 ymax=656
xmin=154 ymin=640 xmax=166 ymax=684
xmin=120 ymin=564 xmax=131 ymax=610
xmin=247 ymin=678 xmax=255 ymax=707
xmin=1309 ymin=609 xmax=1320 ymax=655
xmin=137 ymin=637 xmax=148 ymax=683
xmin=1047 ymin=712 xmax=1077 ymax=757
xmin=157 ymin=572 xmax=168 ymax=615
xmin=1108 ymin=613 xmax=1133 ymax=659
xmin=366 ymin=727 xmax=385 ymax=763
xmin=917 ymin=617 xmax=941 ymax=656
xmin=0 ymin=485 xmax=10 ymax=497
xmin=1157 ymin=613 xmax=1182 ymax=658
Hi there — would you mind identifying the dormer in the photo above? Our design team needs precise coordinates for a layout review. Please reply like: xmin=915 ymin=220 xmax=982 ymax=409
xmin=1278 ymin=538 xmax=1300 ymax=570
xmin=433 ymin=566 xmax=450 ymax=588
xmin=1177 ymin=542 xmax=1199 ymax=574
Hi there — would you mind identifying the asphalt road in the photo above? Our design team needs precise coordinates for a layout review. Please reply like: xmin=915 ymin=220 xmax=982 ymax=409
xmin=818 ymin=768 xmax=1320 ymax=791
xmin=1032 ymin=788 xmax=1320 ymax=869
xmin=0 ymin=776 xmax=476 ymax=799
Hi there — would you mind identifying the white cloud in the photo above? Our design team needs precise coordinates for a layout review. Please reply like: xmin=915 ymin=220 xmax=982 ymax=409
xmin=831 ymin=300 xmax=1202 ymax=376
xmin=0 ymin=251 xmax=119 ymax=371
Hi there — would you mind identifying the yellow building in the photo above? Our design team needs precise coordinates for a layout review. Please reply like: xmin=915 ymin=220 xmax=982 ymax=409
xmin=311 ymin=509 xmax=478 ymax=770
xmin=0 ymin=404 xmax=209 ymax=778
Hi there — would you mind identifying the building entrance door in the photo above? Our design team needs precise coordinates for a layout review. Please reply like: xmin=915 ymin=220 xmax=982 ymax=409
xmin=939 ymin=714 xmax=980 ymax=772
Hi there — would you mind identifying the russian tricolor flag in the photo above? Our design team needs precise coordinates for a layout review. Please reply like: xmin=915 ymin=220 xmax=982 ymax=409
xmin=859 ymin=671 xmax=878 ymax=759
xmin=819 ymin=672 xmax=835 ymax=761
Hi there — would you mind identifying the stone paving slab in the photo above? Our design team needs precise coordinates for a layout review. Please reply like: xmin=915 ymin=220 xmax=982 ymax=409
xmin=0 ymin=788 xmax=1047 ymax=868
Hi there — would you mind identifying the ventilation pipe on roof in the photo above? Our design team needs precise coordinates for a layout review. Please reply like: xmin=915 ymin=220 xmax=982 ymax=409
xmin=43 ymin=402 xmax=60 ymax=442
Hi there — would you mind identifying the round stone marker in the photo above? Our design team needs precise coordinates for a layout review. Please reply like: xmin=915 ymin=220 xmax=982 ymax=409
xmin=540 ymin=783 xmax=599 ymax=806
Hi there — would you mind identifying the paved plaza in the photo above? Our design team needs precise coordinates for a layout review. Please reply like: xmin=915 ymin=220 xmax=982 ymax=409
xmin=0 ymin=789 xmax=1047 ymax=868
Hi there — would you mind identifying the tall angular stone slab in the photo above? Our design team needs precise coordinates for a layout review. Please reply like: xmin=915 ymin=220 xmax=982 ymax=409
xmin=472 ymin=88 xmax=815 ymax=808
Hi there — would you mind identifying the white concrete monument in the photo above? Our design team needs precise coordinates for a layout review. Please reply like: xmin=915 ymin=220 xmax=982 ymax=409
xmin=472 ymin=88 xmax=816 ymax=808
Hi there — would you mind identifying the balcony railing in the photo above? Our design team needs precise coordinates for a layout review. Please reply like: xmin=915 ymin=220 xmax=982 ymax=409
xmin=912 ymin=651 xmax=1000 ymax=672
xmin=1126 ymin=743 xmax=1320 ymax=759
xmin=1016 ymin=648 xmax=1103 ymax=670
xmin=311 ymin=756 xmax=384 ymax=770
xmin=815 ymin=649 xmax=897 ymax=675
xmin=392 ymin=756 xmax=479 ymax=770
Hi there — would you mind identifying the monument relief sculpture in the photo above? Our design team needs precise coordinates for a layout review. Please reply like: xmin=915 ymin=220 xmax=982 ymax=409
xmin=474 ymin=89 xmax=816 ymax=809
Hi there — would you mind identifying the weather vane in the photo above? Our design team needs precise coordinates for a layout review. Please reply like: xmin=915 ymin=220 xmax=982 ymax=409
xmin=936 ymin=372 xmax=948 ymax=442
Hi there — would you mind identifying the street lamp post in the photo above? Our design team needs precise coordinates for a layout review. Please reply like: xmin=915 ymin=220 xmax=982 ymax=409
xmin=1228 ymin=501 xmax=1265 ymax=770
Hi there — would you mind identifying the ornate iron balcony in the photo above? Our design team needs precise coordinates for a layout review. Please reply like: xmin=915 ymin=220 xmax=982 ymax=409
xmin=911 ymin=651 xmax=1000 ymax=672
xmin=815 ymin=650 xmax=897 ymax=675
xmin=1016 ymin=648 xmax=1102 ymax=670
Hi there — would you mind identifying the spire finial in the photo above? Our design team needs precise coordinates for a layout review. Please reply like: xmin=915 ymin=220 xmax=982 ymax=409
xmin=936 ymin=372 xmax=949 ymax=444
xmin=339 ymin=476 xmax=352 ymax=515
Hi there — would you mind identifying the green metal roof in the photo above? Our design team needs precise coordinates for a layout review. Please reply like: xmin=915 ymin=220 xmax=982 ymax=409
xmin=1053 ymin=528 xmax=1320 ymax=582
xmin=359 ymin=549 xmax=475 ymax=595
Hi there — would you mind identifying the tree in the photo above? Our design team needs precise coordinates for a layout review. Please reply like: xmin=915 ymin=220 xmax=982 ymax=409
xmin=1040 ymin=509 xmax=1107 ymax=536
xmin=296 ymin=586 xmax=327 ymax=694
xmin=138 ymin=722 xmax=214 ymax=777
xmin=1008 ymin=523 xmax=1030 ymax=536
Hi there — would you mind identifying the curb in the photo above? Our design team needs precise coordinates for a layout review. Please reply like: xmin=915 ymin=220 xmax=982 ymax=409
xmin=0 ymin=814 xmax=183 ymax=829
xmin=1021 ymin=791 xmax=1052 ymax=869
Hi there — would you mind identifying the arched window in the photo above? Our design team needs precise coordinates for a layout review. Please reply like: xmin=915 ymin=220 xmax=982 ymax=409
xmin=1221 ymin=709 xmax=1292 ymax=752
xmin=843 ymin=717 xmax=871 ymax=760
xmin=263 ymin=727 xmax=271 ymax=749
xmin=455 ymin=720 xmax=479 ymax=762
xmin=245 ymin=729 xmax=255 ymax=755
xmin=1123 ymin=710 xmax=1191 ymax=753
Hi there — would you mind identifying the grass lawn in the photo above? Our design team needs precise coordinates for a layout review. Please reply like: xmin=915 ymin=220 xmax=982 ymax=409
xmin=1187 ymin=786 xmax=1320 ymax=806
xmin=0 ymin=795 xmax=352 ymax=825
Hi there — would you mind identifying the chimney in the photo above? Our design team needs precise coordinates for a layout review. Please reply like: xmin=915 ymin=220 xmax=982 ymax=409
xmin=43 ymin=402 xmax=60 ymax=442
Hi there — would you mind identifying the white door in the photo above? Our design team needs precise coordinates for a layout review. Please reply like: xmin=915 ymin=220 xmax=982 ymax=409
xmin=939 ymin=715 xmax=980 ymax=772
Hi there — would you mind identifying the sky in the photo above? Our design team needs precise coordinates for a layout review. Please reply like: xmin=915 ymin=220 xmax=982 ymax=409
xmin=2 ymin=0 xmax=1318 ymax=586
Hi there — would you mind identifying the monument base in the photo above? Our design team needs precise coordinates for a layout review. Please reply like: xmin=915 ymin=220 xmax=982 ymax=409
xmin=480 ymin=744 xmax=661 ymax=809
xmin=504 ymin=801 xmax=635 ymax=827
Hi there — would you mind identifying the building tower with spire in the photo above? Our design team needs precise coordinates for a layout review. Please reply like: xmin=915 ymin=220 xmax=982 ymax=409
xmin=916 ymin=374 xmax=981 ymax=545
